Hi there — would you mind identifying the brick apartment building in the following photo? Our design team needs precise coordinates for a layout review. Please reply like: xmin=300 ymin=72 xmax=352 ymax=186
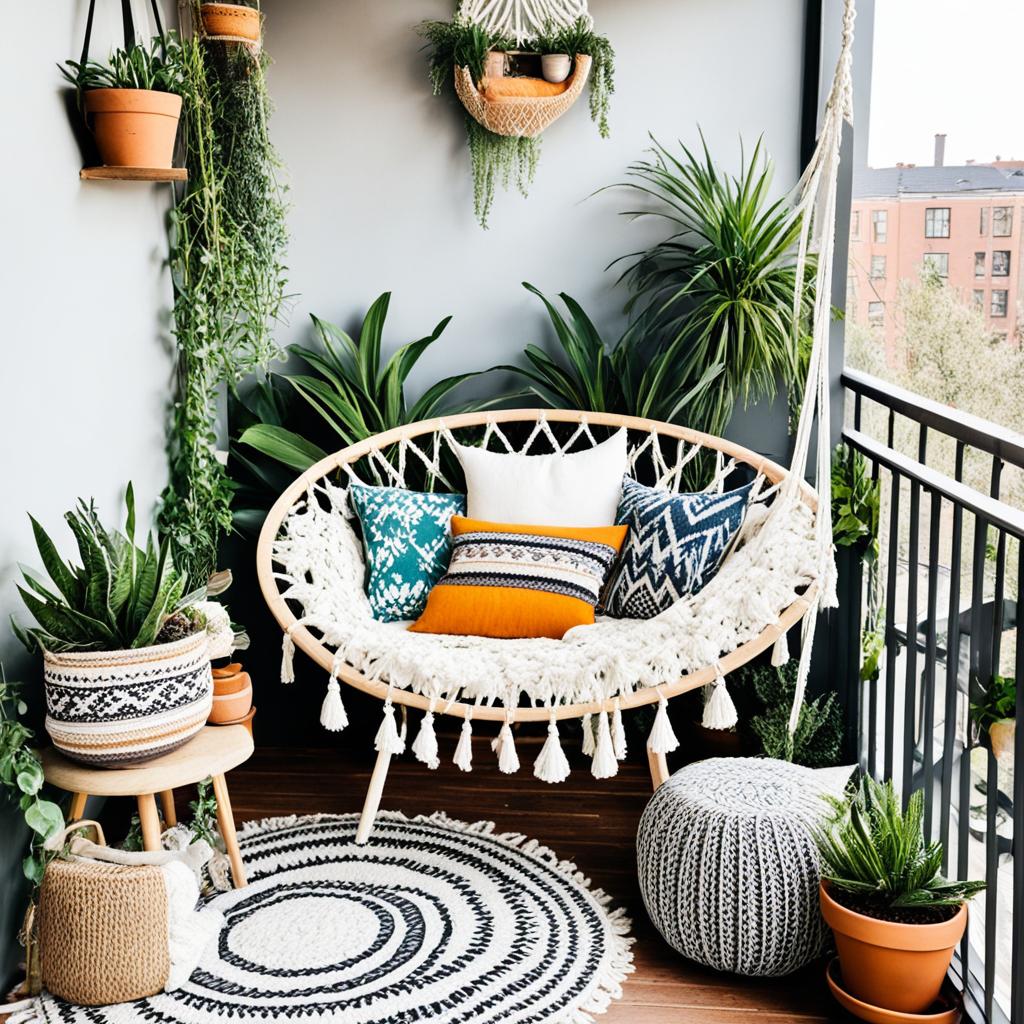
xmin=848 ymin=136 xmax=1024 ymax=347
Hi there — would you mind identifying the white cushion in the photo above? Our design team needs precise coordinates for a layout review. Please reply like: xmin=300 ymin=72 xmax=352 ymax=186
xmin=453 ymin=428 xmax=627 ymax=526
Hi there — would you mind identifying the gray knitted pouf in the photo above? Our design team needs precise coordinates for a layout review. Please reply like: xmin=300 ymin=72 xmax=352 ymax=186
xmin=637 ymin=757 xmax=850 ymax=977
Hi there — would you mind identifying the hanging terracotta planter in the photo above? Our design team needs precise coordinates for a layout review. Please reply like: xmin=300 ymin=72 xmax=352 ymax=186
xmin=84 ymin=89 xmax=182 ymax=169
xmin=819 ymin=883 xmax=968 ymax=1016
xmin=200 ymin=3 xmax=262 ymax=43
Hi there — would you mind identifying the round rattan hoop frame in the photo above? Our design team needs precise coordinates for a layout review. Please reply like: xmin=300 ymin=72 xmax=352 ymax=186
xmin=256 ymin=409 xmax=819 ymax=726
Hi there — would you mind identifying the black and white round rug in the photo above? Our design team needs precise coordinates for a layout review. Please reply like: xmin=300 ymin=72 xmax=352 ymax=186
xmin=30 ymin=813 xmax=633 ymax=1023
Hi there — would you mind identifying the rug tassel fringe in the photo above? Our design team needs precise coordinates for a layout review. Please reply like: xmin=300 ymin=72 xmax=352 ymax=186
xmin=320 ymin=676 xmax=348 ymax=732
xmin=647 ymin=697 xmax=679 ymax=754
xmin=591 ymin=712 xmax=618 ymax=780
xmin=453 ymin=717 xmax=473 ymax=772
xmin=611 ymin=703 xmax=627 ymax=761
xmin=534 ymin=716 xmax=571 ymax=784
xmin=702 ymin=673 xmax=737 ymax=731
xmin=581 ymin=712 xmax=595 ymax=756
xmin=374 ymin=702 xmax=404 ymax=756
xmin=280 ymin=631 xmax=295 ymax=684
xmin=412 ymin=711 xmax=440 ymax=769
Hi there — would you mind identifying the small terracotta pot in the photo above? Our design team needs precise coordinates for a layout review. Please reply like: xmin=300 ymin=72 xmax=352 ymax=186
xmin=209 ymin=682 xmax=253 ymax=724
xmin=541 ymin=53 xmax=572 ymax=83
xmin=989 ymin=718 xmax=1015 ymax=761
xmin=820 ymin=883 xmax=967 ymax=1015
xmin=84 ymin=89 xmax=182 ymax=168
xmin=212 ymin=663 xmax=249 ymax=695
xmin=200 ymin=3 xmax=261 ymax=42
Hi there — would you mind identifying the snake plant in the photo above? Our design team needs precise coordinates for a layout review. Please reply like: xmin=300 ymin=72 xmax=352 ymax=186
xmin=815 ymin=775 xmax=985 ymax=911
xmin=12 ymin=485 xmax=201 ymax=654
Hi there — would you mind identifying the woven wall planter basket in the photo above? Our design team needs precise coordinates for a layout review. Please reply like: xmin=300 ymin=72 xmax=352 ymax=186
xmin=43 ymin=632 xmax=212 ymax=767
xmin=454 ymin=54 xmax=591 ymax=138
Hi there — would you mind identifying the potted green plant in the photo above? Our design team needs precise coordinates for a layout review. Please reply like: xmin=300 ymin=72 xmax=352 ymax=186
xmin=973 ymin=673 xmax=1016 ymax=761
xmin=60 ymin=33 xmax=184 ymax=168
xmin=11 ymin=486 xmax=229 ymax=767
xmin=815 ymin=776 xmax=985 ymax=1017
xmin=200 ymin=1 xmax=262 ymax=43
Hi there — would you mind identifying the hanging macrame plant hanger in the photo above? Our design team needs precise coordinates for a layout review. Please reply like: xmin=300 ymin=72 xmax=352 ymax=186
xmin=455 ymin=0 xmax=594 ymax=137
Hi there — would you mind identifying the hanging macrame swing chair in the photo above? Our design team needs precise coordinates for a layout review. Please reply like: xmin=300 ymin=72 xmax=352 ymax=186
xmin=453 ymin=0 xmax=594 ymax=137
xmin=257 ymin=0 xmax=855 ymax=844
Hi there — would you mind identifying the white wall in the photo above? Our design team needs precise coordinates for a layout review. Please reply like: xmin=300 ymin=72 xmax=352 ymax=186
xmin=262 ymin=0 xmax=805 ymax=459
xmin=0 ymin=0 xmax=176 ymax=981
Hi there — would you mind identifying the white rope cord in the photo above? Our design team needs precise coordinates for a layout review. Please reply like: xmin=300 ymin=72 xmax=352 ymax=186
xmin=459 ymin=0 xmax=593 ymax=44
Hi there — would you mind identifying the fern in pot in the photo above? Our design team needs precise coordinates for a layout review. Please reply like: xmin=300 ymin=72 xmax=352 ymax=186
xmin=815 ymin=776 xmax=985 ymax=1015
xmin=12 ymin=486 xmax=235 ymax=767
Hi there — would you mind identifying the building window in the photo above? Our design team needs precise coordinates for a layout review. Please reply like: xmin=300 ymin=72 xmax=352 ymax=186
xmin=851 ymin=210 xmax=860 ymax=240
xmin=991 ymin=289 xmax=1008 ymax=317
xmin=992 ymin=250 xmax=1011 ymax=276
xmin=923 ymin=252 xmax=949 ymax=278
xmin=872 ymin=210 xmax=888 ymax=243
xmin=925 ymin=207 xmax=950 ymax=238
xmin=870 ymin=255 xmax=886 ymax=279
xmin=973 ymin=289 xmax=985 ymax=310
xmin=980 ymin=207 xmax=989 ymax=235
xmin=975 ymin=252 xmax=987 ymax=277
xmin=868 ymin=301 xmax=885 ymax=326
xmin=993 ymin=206 xmax=1014 ymax=236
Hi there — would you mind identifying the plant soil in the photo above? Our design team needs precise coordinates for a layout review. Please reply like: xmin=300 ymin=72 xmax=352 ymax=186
xmin=155 ymin=611 xmax=201 ymax=645
xmin=830 ymin=887 xmax=959 ymax=925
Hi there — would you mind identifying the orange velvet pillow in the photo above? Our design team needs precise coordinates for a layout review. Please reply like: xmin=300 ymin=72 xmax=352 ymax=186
xmin=481 ymin=76 xmax=571 ymax=100
xmin=409 ymin=517 xmax=628 ymax=640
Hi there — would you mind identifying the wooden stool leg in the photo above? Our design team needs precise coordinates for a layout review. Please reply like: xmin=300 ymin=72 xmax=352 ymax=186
xmin=211 ymin=774 xmax=247 ymax=888
xmin=647 ymin=749 xmax=670 ymax=791
xmin=68 ymin=792 xmax=89 ymax=822
xmin=356 ymin=747 xmax=392 ymax=846
xmin=159 ymin=790 xmax=177 ymax=827
xmin=137 ymin=793 xmax=162 ymax=851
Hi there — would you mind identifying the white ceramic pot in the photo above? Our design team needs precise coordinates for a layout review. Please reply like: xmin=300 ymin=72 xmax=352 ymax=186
xmin=541 ymin=54 xmax=572 ymax=83
xmin=43 ymin=632 xmax=213 ymax=767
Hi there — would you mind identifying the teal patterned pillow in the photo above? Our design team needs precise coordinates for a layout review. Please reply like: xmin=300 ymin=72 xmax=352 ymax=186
xmin=349 ymin=483 xmax=465 ymax=622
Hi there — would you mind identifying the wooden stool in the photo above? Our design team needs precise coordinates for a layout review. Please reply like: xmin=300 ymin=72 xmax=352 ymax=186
xmin=42 ymin=725 xmax=254 ymax=888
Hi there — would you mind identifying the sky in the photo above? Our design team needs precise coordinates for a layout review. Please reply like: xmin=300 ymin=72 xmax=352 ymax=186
xmin=868 ymin=0 xmax=1024 ymax=168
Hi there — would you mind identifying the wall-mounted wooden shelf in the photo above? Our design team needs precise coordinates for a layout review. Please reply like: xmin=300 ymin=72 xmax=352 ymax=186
xmin=80 ymin=167 xmax=187 ymax=182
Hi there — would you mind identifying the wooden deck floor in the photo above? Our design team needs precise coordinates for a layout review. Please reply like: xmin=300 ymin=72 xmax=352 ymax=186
xmin=220 ymin=738 xmax=844 ymax=1024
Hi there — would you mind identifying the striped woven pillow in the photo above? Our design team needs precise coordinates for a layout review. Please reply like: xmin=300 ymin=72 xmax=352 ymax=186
xmin=410 ymin=517 xmax=628 ymax=640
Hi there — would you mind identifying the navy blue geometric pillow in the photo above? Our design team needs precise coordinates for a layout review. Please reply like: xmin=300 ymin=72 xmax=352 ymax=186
xmin=605 ymin=477 xmax=755 ymax=620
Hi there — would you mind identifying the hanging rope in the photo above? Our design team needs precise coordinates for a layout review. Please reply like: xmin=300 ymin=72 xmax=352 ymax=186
xmin=458 ymin=0 xmax=592 ymax=45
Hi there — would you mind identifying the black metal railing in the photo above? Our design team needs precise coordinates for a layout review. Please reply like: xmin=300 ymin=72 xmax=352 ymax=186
xmin=839 ymin=366 xmax=1024 ymax=1024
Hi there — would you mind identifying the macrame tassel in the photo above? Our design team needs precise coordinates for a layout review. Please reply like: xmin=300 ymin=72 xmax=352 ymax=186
xmin=772 ymin=631 xmax=791 ymax=667
xmin=280 ymin=631 xmax=295 ymax=684
xmin=453 ymin=717 xmax=473 ymax=772
xmin=320 ymin=677 xmax=348 ymax=732
xmin=495 ymin=722 xmax=520 ymax=774
xmin=702 ymin=673 xmax=738 ymax=731
xmin=374 ymin=702 xmax=404 ymax=756
xmin=534 ymin=717 xmax=571 ymax=784
xmin=581 ymin=712 xmax=596 ymax=756
xmin=611 ymin=703 xmax=627 ymax=761
xmin=647 ymin=697 xmax=680 ymax=754
xmin=590 ymin=712 xmax=618 ymax=780
xmin=412 ymin=711 xmax=440 ymax=769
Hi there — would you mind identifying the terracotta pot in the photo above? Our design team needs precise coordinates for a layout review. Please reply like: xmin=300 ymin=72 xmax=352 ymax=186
xmin=200 ymin=3 xmax=261 ymax=42
xmin=216 ymin=705 xmax=256 ymax=737
xmin=541 ymin=53 xmax=572 ymax=83
xmin=820 ymin=883 xmax=967 ymax=1015
xmin=989 ymin=718 xmax=1015 ymax=761
xmin=212 ymin=663 xmax=249 ymax=695
xmin=209 ymin=663 xmax=252 ymax=724
xmin=84 ymin=89 xmax=182 ymax=169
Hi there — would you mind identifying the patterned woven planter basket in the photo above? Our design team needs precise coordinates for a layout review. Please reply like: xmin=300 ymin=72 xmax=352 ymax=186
xmin=43 ymin=632 xmax=212 ymax=767
xmin=454 ymin=55 xmax=591 ymax=138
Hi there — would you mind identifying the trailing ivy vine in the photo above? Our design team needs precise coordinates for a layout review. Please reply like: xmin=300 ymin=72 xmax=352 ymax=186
xmin=160 ymin=5 xmax=288 ymax=583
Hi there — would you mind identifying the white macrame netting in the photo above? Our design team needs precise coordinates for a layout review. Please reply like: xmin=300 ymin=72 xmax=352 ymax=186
xmin=264 ymin=0 xmax=856 ymax=778
xmin=458 ymin=0 xmax=592 ymax=45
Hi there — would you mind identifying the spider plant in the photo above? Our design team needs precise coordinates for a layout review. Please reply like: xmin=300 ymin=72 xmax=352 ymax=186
xmin=418 ymin=19 xmax=512 ymax=92
xmin=236 ymin=293 xmax=492 ymax=480
xmin=612 ymin=133 xmax=814 ymax=440
xmin=537 ymin=17 xmax=615 ymax=137
xmin=500 ymin=282 xmax=722 ymax=422
xmin=815 ymin=775 xmax=985 ymax=914
xmin=60 ymin=33 xmax=185 ymax=93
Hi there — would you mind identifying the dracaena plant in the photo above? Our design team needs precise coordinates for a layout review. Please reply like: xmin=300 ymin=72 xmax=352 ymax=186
xmin=815 ymin=775 xmax=985 ymax=914
xmin=12 ymin=485 xmax=204 ymax=654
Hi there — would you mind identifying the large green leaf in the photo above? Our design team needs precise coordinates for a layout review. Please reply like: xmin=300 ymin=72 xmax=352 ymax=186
xmin=239 ymin=424 xmax=328 ymax=472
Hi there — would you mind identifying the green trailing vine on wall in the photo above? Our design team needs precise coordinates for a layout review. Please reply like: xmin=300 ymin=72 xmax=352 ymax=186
xmin=159 ymin=4 xmax=288 ymax=584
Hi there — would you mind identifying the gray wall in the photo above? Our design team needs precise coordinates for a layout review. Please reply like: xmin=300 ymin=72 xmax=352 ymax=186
xmin=0 ymin=0 xmax=176 ymax=985
xmin=263 ymin=0 xmax=807 ymax=462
